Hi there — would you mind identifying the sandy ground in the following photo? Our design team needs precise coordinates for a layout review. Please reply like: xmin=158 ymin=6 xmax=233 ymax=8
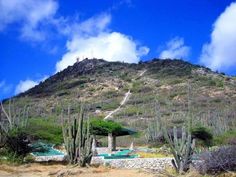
xmin=0 ymin=163 xmax=156 ymax=177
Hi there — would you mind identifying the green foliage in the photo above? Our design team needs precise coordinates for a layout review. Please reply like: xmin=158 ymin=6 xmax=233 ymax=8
xmin=168 ymin=79 xmax=183 ymax=85
xmin=214 ymin=130 xmax=236 ymax=145
xmin=0 ymin=149 xmax=25 ymax=164
xmin=191 ymin=125 xmax=213 ymax=146
xmin=24 ymin=154 xmax=35 ymax=163
xmin=207 ymin=78 xmax=224 ymax=87
xmin=195 ymin=76 xmax=224 ymax=88
xmin=24 ymin=118 xmax=63 ymax=144
xmin=90 ymin=119 xmax=122 ymax=135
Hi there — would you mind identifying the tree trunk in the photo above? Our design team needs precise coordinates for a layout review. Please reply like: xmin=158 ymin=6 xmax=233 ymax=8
xmin=92 ymin=135 xmax=97 ymax=155
xmin=108 ymin=133 xmax=113 ymax=153
xmin=112 ymin=135 xmax=116 ymax=151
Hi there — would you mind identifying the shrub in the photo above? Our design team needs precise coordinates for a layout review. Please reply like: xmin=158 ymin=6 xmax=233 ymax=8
xmin=131 ymin=81 xmax=143 ymax=93
xmin=24 ymin=154 xmax=35 ymax=163
xmin=120 ymin=72 xmax=131 ymax=82
xmin=207 ymin=78 xmax=224 ymax=87
xmin=90 ymin=119 xmax=122 ymax=135
xmin=191 ymin=125 xmax=213 ymax=146
xmin=196 ymin=146 xmax=236 ymax=174
xmin=5 ymin=129 xmax=31 ymax=157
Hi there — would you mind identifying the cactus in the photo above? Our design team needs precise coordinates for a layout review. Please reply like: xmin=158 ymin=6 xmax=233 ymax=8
xmin=0 ymin=100 xmax=29 ymax=133
xmin=145 ymin=101 xmax=162 ymax=143
xmin=0 ymin=100 xmax=29 ymax=147
xmin=162 ymin=126 xmax=195 ymax=173
xmin=61 ymin=105 xmax=93 ymax=166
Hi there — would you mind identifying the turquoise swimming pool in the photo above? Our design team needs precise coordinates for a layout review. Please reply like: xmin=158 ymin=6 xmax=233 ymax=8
xmin=98 ymin=149 xmax=138 ymax=159
xmin=32 ymin=148 xmax=64 ymax=156
xmin=31 ymin=142 xmax=64 ymax=156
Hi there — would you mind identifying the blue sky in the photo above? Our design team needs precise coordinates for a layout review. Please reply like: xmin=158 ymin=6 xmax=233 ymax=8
xmin=1 ymin=0 xmax=236 ymax=100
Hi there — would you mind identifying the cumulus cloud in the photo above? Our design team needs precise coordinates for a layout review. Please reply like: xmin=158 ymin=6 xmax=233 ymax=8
xmin=159 ymin=37 xmax=190 ymax=59
xmin=0 ymin=1 xmax=149 ymax=72
xmin=56 ymin=14 xmax=149 ymax=72
xmin=0 ymin=0 xmax=58 ymax=41
xmin=15 ymin=76 xmax=48 ymax=94
xmin=200 ymin=2 xmax=236 ymax=72
xmin=15 ymin=80 xmax=38 ymax=94
xmin=1 ymin=1 xmax=149 ymax=76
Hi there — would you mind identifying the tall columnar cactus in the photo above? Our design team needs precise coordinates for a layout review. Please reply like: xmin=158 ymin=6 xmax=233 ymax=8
xmin=0 ymin=100 xmax=29 ymax=133
xmin=145 ymin=101 xmax=162 ymax=142
xmin=162 ymin=126 xmax=195 ymax=173
xmin=0 ymin=100 xmax=29 ymax=147
xmin=61 ymin=105 xmax=93 ymax=166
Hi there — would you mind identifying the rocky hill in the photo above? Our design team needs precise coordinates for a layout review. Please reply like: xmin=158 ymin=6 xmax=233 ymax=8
xmin=4 ymin=58 xmax=236 ymax=143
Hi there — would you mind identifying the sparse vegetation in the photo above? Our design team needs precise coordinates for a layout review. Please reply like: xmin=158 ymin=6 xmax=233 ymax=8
xmin=0 ymin=59 xmax=235 ymax=176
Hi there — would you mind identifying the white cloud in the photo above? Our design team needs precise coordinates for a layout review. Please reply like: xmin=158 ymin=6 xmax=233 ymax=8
xmin=0 ymin=1 xmax=149 ymax=73
xmin=15 ymin=80 xmax=38 ymax=94
xmin=159 ymin=37 xmax=190 ymax=59
xmin=0 ymin=0 xmax=58 ymax=41
xmin=200 ymin=2 xmax=236 ymax=72
xmin=56 ymin=14 xmax=149 ymax=72
xmin=15 ymin=76 xmax=48 ymax=94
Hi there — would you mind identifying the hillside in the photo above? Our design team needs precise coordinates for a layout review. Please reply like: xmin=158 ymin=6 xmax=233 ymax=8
xmin=4 ymin=58 xmax=236 ymax=144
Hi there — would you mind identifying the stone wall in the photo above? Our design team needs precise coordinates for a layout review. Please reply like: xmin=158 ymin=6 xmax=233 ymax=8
xmin=92 ymin=157 xmax=172 ymax=171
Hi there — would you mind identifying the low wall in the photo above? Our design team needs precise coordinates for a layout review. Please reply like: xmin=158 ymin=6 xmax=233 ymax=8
xmin=32 ymin=154 xmax=65 ymax=162
xmin=92 ymin=157 xmax=172 ymax=171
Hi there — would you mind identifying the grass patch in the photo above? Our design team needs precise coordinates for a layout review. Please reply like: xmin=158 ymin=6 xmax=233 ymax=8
xmin=137 ymin=152 xmax=170 ymax=158
xmin=213 ymin=130 xmax=236 ymax=145
xmin=24 ymin=118 xmax=63 ymax=144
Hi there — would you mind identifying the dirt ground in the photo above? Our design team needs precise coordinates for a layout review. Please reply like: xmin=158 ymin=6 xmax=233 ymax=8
xmin=0 ymin=163 xmax=156 ymax=177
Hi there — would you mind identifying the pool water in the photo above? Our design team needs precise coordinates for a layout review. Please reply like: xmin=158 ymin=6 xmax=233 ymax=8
xmin=31 ymin=142 xmax=64 ymax=156
xmin=98 ymin=149 xmax=138 ymax=159
xmin=32 ymin=148 xmax=64 ymax=156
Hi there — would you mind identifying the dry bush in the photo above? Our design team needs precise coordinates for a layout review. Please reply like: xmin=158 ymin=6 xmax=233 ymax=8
xmin=196 ymin=146 xmax=236 ymax=174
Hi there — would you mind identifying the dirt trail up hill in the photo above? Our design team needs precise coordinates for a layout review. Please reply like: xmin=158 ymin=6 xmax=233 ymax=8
xmin=104 ymin=70 xmax=146 ymax=120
